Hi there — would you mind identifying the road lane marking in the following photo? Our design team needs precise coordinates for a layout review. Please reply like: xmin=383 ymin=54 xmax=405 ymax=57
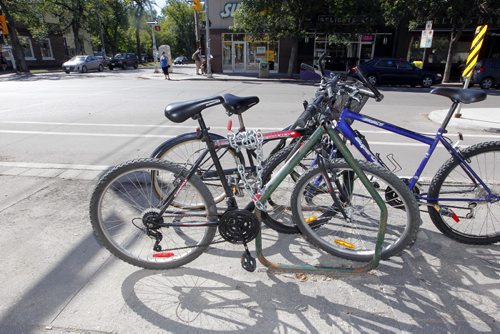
xmin=0 ymin=161 xmax=109 ymax=170
xmin=0 ymin=130 xmax=176 ymax=138
xmin=1 ymin=121 xmax=499 ymax=138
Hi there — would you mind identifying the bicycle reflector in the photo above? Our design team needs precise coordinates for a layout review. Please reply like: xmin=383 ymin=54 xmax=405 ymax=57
xmin=153 ymin=252 xmax=175 ymax=258
xmin=433 ymin=205 xmax=460 ymax=223
xmin=335 ymin=239 xmax=356 ymax=249
xmin=305 ymin=216 xmax=317 ymax=223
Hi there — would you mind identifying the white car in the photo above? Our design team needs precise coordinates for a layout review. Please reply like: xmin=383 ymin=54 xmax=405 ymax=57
xmin=62 ymin=55 xmax=104 ymax=73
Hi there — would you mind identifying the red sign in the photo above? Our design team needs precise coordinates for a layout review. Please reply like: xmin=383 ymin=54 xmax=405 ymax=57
xmin=361 ymin=35 xmax=374 ymax=42
xmin=154 ymin=25 xmax=161 ymax=31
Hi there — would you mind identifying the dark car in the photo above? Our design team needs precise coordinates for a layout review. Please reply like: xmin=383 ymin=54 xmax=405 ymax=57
xmin=108 ymin=53 xmax=139 ymax=70
xmin=174 ymin=56 xmax=188 ymax=64
xmin=470 ymin=58 xmax=500 ymax=89
xmin=358 ymin=58 xmax=442 ymax=88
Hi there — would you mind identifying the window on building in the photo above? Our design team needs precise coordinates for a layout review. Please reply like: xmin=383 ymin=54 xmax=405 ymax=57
xmin=19 ymin=36 xmax=35 ymax=60
xmin=40 ymin=38 xmax=54 ymax=60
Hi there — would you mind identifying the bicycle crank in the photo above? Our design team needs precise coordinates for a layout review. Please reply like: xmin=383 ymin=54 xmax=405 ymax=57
xmin=218 ymin=209 xmax=260 ymax=272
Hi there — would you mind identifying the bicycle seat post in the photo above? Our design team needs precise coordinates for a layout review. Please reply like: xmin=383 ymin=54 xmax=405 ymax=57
xmin=237 ymin=113 xmax=246 ymax=132
xmin=440 ymin=101 xmax=460 ymax=132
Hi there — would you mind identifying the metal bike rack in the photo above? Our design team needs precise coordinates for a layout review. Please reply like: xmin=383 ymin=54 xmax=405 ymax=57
xmin=254 ymin=128 xmax=388 ymax=275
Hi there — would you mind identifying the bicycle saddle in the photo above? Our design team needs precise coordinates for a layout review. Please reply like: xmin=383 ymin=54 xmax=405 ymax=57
xmin=430 ymin=88 xmax=487 ymax=104
xmin=164 ymin=96 xmax=224 ymax=123
xmin=222 ymin=93 xmax=259 ymax=115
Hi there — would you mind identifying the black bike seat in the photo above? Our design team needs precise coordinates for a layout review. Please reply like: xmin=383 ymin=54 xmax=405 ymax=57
xmin=222 ymin=93 xmax=259 ymax=115
xmin=164 ymin=96 xmax=224 ymax=123
xmin=430 ymin=88 xmax=487 ymax=104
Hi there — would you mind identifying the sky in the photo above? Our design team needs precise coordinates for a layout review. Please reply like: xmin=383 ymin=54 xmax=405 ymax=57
xmin=151 ymin=0 xmax=167 ymax=13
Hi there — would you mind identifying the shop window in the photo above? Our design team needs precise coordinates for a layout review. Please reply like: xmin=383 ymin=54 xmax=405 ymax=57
xmin=41 ymin=38 xmax=54 ymax=60
xmin=19 ymin=36 xmax=35 ymax=60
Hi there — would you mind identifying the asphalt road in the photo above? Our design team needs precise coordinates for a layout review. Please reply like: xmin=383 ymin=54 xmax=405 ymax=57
xmin=1 ymin=68 xmax=499 ymax=178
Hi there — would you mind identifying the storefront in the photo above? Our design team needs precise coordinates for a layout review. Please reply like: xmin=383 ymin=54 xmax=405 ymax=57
xmin=207 ymin=0 xmax=283 ymax=74
xmin=310 ymin=33 xmax=393 ymax=71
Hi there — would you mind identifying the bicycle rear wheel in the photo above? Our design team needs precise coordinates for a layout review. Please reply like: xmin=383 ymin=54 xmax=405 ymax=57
xmin=259 ymin=144 xmax=317 ymax=234
xmin=291 ymin=160 xmax=421 ymax=261
xmin=427 ymin=141 xmax=500 ymax=244
xmin=89 ymin=158 xmax=217 ymax=270
xmin=152 ymin=132 xmax=243 ymax=208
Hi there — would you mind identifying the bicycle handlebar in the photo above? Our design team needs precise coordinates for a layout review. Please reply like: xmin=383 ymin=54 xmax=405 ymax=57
xmin=295 ymin=95 xmax=324 ymax=128
xmin=351 ymin=67 xmax=384 ymax=102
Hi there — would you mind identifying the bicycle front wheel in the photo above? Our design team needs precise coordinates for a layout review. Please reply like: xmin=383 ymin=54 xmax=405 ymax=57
xmin=291 ymin=160 xmax=421 ymax=261
xmin=427 ymin=141 xmax=500 ymax=244
xmin=89 ymin=159 xmax=217 ymax=270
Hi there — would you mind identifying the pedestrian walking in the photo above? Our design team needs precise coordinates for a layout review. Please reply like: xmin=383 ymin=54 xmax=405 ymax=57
xmin=192 ymin=47 xmax=202 ymax=75
xmin=160 ymin=51 xmax=170 ymax=80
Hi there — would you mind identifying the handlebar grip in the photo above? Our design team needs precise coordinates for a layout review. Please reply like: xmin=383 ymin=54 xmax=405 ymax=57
xmin=295 ymin=95 xmax=324 ymax=128
xmin=353 ymin=66 xmax=384 ymax=102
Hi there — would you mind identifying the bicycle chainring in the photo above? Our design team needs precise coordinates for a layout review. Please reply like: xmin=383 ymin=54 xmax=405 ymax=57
xmin=218 ymin=209 xmax=260 ymax=244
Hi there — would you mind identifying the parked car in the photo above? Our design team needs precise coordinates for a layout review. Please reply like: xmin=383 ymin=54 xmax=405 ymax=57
xmin=470 ymin=58 xmax=500 ymax=89
xmin=357 ymin=58 xmax=442 ymax=88
xmin=108 ymin=53 xmax=139 ymax=70
xmin=62 ymin=55 xmax=104 ymax=73
xmin=174 ymin=56 xmax=188 ymax=64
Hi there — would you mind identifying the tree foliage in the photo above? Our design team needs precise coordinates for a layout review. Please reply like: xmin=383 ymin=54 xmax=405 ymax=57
xmin=380 ymin=0 xmax=500 ymax=82
xmin=159 ymin=0 xmax=196 ymax=57
xmin=233 ymin=0 xmax=326 ymax=75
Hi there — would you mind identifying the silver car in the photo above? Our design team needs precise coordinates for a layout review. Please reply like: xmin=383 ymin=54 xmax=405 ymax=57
xmin=62 ymin=55 xmax=104 ymax=73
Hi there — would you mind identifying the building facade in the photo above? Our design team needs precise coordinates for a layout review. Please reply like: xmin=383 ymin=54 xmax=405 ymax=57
xmin=206 ymin=2 xmax=499 ymax=79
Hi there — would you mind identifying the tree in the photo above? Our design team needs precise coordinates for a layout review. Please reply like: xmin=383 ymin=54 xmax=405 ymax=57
xmin=233 ymin=0 xmax=326 ymax=76
xmin=160 ymin=0 xmax=196 ymax=57
xmin=0 ymin=0 xmax=46 ymax=72
xmin=43 ymin=0 xmax=89 ymax=55
xmin=381 ymin=0 xmax=500 ymax=82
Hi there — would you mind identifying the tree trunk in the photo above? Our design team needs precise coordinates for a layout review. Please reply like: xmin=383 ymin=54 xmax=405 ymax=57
xmin=135 ymin=7 xmax=143 ymax=58
xmin=287 ymin=38 xmax=298 ymax=77
xmin=72 ymin=22 xmax=81 ymax=54
xmin=443 ymin=27 xmax=463 ymax=83
xmin=0 ymin=1 xmax=29 ymax=72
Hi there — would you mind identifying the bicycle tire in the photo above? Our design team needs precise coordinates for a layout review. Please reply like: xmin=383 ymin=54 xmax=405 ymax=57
xmin=291 ymin=159 xmax=421 ymax=261
xmin=259 ymin=144 xmax=318 ymax=234
xmin=151 ymin=132 xmax=244 ymax=208
xmin=427 ymin=141 xmax=500 ymax=244
xmin=89 ymin=158 xmax=218 ymax=270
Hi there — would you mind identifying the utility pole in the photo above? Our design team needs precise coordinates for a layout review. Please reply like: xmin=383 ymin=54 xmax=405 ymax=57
xmin=204 ymin=0 xmax=212 ymax=78
xmin=146 ymin=21 xmax=159 ymax=73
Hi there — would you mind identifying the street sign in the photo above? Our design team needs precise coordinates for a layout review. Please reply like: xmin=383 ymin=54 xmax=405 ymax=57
xmin=462 ymin=25 xmax=488 ymax=78
xmin=425 ymin=20 xmax=433 ymax=31
xmin=420 ymin=29 xmax=433 ymax=48
xmin=154 ymin=25 xmax=160 ymax=31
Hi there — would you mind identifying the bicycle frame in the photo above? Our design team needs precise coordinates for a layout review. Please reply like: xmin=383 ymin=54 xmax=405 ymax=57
xmin=337 ymin=106 xmax=496 ymax=203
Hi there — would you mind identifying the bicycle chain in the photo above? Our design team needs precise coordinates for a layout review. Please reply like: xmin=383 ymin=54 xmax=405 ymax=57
xmin=227 ymin=129 xmax=267 ymax=211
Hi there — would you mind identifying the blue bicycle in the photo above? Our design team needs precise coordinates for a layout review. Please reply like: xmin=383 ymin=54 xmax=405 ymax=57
xmin=316 ymin=69 xmax=499 ymax=245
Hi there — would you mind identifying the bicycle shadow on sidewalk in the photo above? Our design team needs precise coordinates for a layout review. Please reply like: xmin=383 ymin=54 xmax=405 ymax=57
xmin=121 ymin=227 xmax=500 ymax=333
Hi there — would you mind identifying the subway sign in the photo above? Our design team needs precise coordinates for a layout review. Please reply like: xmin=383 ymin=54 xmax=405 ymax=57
xmin=220 ymin=2 xmax=242 ymax=18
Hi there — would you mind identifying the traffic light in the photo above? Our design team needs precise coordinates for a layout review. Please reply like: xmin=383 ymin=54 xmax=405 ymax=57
xmin=0 ymin=15 xmax=8 ymax=36
xmin=192 ymin=0 xmax=202 ymax=12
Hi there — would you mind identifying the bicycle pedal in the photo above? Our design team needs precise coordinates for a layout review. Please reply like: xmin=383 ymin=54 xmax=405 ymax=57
xmin=241 ymin=252 xmax=256 ymax=272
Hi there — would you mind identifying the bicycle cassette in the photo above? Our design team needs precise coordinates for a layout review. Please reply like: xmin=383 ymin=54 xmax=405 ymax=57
xmin=218 ymin=209 xmax=260 ymax=244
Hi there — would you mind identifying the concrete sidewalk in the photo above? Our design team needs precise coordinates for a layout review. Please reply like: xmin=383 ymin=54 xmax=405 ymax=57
xmin=0 ymin=164 xmax=499 ymax=333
